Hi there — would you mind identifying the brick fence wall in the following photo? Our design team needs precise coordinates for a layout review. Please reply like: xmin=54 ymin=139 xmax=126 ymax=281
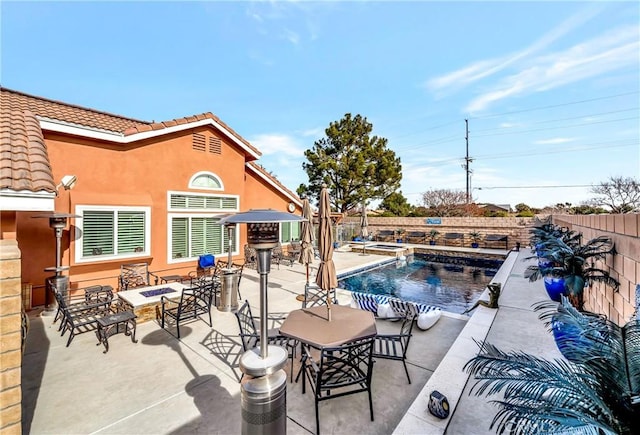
xmin=341 ymin=216 xmax=534 ymax=250
xmin=0 ymin=239 xmax=22 ymax=434
xmin=553 ymin=214 xmax=639 ymax=326
xmin=343 ymin=214 xmax=639 ymax=326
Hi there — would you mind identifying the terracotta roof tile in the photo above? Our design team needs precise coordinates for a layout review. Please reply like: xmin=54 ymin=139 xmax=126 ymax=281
xmin=0 ymin=87 xmax=263 ymax=193
xmin=0 ymin=109 xmax=56 ymax=193
xmin=1 ymin=87 xmax=149 ymax=133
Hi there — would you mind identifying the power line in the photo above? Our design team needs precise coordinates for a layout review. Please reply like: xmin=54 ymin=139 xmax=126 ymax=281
xmin=471 ymin=107 xmax=639 ymax=133
xmin=410 ymin=140 xmax=637 ymax=167
xmin=476 ymin=184 xmax=593 ymax=190
xmin=471 ymin=116 xmax=638 ymax=138
xmin=468 ymin=90 xmax=640 ymax=120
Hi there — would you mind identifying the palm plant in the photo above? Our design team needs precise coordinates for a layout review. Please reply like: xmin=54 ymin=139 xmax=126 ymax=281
xmin=464 ymin=298 xmax=640 ymax=434
xmin=525 ymin=234 xmax=618 ymax=310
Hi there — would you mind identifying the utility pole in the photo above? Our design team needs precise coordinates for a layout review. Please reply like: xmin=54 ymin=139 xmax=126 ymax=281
xmin=465 ymin=119 xmax=472 ymax=204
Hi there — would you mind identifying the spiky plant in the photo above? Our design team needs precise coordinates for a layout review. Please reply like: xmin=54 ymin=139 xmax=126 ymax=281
xmin=464 ymin=298 xmax=640 ymax=434
xmin=525 ymin=235 xmax=618 ymax=310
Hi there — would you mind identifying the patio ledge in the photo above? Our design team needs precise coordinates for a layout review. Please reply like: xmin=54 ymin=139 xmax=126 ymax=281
xmin=392 ymin=250 xmax=518 ymax=434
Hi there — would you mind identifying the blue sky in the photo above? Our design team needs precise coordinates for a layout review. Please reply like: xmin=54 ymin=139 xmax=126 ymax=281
xmin=2 ymin=1 xmax=638 ymax=209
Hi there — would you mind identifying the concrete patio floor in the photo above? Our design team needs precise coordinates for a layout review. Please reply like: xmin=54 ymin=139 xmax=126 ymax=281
xmin=21 ymin=247 xmax=560 ymax=434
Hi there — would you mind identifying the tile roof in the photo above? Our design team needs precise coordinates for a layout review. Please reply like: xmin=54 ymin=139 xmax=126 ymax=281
xmin=0 ymin=87 xmax=260 ymax=156
xmin=1 ymin=87 xmax=148 ymax=133
xmin=0 ymin=86 xmax=264 ymax=195
xmin=0 ymin=109 xmax=56 ymax=193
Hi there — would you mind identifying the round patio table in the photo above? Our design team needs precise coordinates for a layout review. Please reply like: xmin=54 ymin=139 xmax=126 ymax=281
xmin=279 ymin=304 xmax=376 ymax=348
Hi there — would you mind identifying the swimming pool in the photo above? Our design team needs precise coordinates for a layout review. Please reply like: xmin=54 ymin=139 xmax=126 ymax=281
xmin=338 ymin=254 xmax=502 ymax=314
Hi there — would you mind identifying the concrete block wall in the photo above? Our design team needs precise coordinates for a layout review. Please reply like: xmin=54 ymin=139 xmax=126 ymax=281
xmin=0 ymin=239 xmax=22 ymax=435
xmin=553 ymin=214 xmax=639 ymax=326
xmin=342 ymin=216 xmax=535 ymax=250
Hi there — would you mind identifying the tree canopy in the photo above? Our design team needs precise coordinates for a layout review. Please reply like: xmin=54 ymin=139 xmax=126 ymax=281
xmin=380 ymin=191 xmax=413 ymax=216
xmin=298 ymin=113 xmax=402 ymax=213
xmin=590 ymin=176 xmax=640 ymax=213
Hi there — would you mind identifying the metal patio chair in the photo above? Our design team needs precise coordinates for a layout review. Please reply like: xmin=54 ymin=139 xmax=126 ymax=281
xmin=234 ymin=300 xmax=297 ymax=381
xmin=301 ymin=337 xmax=376 ymax=434
xmin=119 ymin=263 xmax=160 ymax=291
xmin=160 ymin=279 xmax=214 ymax=339
xmin=372 ymin=315 xmax=415 ymax=384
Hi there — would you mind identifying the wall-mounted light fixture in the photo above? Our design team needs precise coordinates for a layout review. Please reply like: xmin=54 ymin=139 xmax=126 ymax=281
xmin=55 ymin=175 xmax=77 ymax=194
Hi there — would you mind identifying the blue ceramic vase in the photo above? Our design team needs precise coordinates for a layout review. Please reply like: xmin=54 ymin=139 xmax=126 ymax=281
xmin=544 ymin=277 xmax=566 ymax=302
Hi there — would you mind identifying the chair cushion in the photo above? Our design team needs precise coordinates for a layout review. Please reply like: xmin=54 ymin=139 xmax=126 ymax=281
xmin=198 ymin=254 xmax=215 ymax=269
xmin=377 ymin=303 xmax=392 ymax=318
xmin=417 ymin=310 xmax=442 ymax=330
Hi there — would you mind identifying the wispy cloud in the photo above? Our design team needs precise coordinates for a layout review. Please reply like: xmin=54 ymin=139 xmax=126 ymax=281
xmin=425 ymin=4 xmax=606 ymax=95
xmin=250 ymin=133 xmax=305 ymax=157
xmin=465 ymin=25 xmax=639 ymax=112
xmin=533 ymin=137 xmax=577 ymax=145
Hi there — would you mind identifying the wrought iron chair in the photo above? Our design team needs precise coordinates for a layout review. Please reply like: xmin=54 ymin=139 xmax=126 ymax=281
xmin=53 ymin=284 xmax=113 ymax=328
xmin=300 ymin=284 xmax=337 ymax=309
xmin=301 ymin=337 xmax=376 ymax=434
xmin=52 ymin=284 xmax=114 ymax=347
xmin=234 ymin=300 xmax=297 ymax=381
xmin=243 ymin=244 xmax=257 ymax=269
xmin=119 ymin=263 xmax=159 ymax=291
xmin=372 ymin=315 xmax=415 ymax=383
xmin=160 ymin=279 xmax=214 ymax=338
xmin=271 ymin=244 xmax=285 ymax=269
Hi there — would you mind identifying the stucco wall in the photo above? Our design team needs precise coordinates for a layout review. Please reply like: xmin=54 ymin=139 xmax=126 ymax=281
xmin=18 ymin=127 xmax=296 ymax=303
xmin=553 ymin=214 xmax=639 ymax=326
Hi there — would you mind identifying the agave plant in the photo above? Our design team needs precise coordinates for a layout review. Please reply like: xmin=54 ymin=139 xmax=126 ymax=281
xmin=464 ymin=298 xmax=640 ymax=434
xmin=528 ymin=222 xmax=574 ymax=253
xmin=525 ymin=234 xmax=619 ymax=310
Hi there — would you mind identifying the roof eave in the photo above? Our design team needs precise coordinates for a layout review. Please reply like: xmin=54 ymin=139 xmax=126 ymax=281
xmin=0 ymin=190 xmax=55 ymax=211
xmin=39 ymin=117 xmax=262 ymax=160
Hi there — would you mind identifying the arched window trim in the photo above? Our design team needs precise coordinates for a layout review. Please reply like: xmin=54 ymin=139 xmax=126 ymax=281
xmin=188 ymin=171 xmax=224 ymax=191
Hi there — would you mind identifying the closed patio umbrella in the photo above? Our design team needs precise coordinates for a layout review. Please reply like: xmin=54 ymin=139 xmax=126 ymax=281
xmin=315 ymin=184 xmax=337 ymax=320
xmin=298 ymin=197 xmax=315 ymax=284
xmin=360 ymin=202 xmax=369 ymax=255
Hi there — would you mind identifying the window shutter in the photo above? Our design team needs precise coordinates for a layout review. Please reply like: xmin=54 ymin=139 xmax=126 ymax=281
xmin=191 ymin=218 xmax=206 ymax=257
xmin=82 ymin=211 xmax=115 ymax=256
xmin=117 ymin=211 xmax=145 ymax=253
xmin=172 ymin=218 xmax=189 ymax=259
xmin=280 ymin=222 xmax=291 ymax=243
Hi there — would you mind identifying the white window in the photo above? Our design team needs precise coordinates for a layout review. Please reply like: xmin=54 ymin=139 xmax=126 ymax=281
xmin=75 ymin=206 xmax=151 ymax=263
xmin=188 ymin=171 xmax=224 ymax=190
xmin=168 ymin=191 xmax=238 ymax=211
xmin=280 ymin=221 xmax=301 ymax=243
xmin=169 ymin=214 xmax=237 ymax=261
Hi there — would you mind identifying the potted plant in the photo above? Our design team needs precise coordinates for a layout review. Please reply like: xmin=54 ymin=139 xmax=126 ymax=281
xmin=525 ymin=232 xmax=619 ymax=310
xmin=396 ymin=228 xmax=405 ymax=243
xmin=469 ymin=231 xmax=482 ymax=248
xmin=464 ymin=298 xmax=640 ymax=434
xmin=428 ymin=229 xmax=440 ymax=246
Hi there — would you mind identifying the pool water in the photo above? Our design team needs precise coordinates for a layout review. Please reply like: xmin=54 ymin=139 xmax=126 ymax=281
xmin=338 ymin=254 xmax=502 ymax=315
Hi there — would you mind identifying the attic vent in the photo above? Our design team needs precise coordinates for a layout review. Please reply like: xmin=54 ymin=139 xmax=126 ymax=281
xmin=209 ymin=137 xmax=222 ymax=154
xmin=192 ymin=133 xmax=206 ymax=152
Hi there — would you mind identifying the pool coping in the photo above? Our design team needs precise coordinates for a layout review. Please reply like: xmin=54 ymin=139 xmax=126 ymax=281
xmin=392 ymin=250 xmax=518 ymax=434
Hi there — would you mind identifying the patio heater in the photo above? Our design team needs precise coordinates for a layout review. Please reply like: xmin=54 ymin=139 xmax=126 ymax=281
xmin=220 ymin=209 xmax=305 ymax=435
xmin=32 ymin=212 xmax=81 ymax=314
xmin=217 ymin=222 xmax=239 ymax=312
